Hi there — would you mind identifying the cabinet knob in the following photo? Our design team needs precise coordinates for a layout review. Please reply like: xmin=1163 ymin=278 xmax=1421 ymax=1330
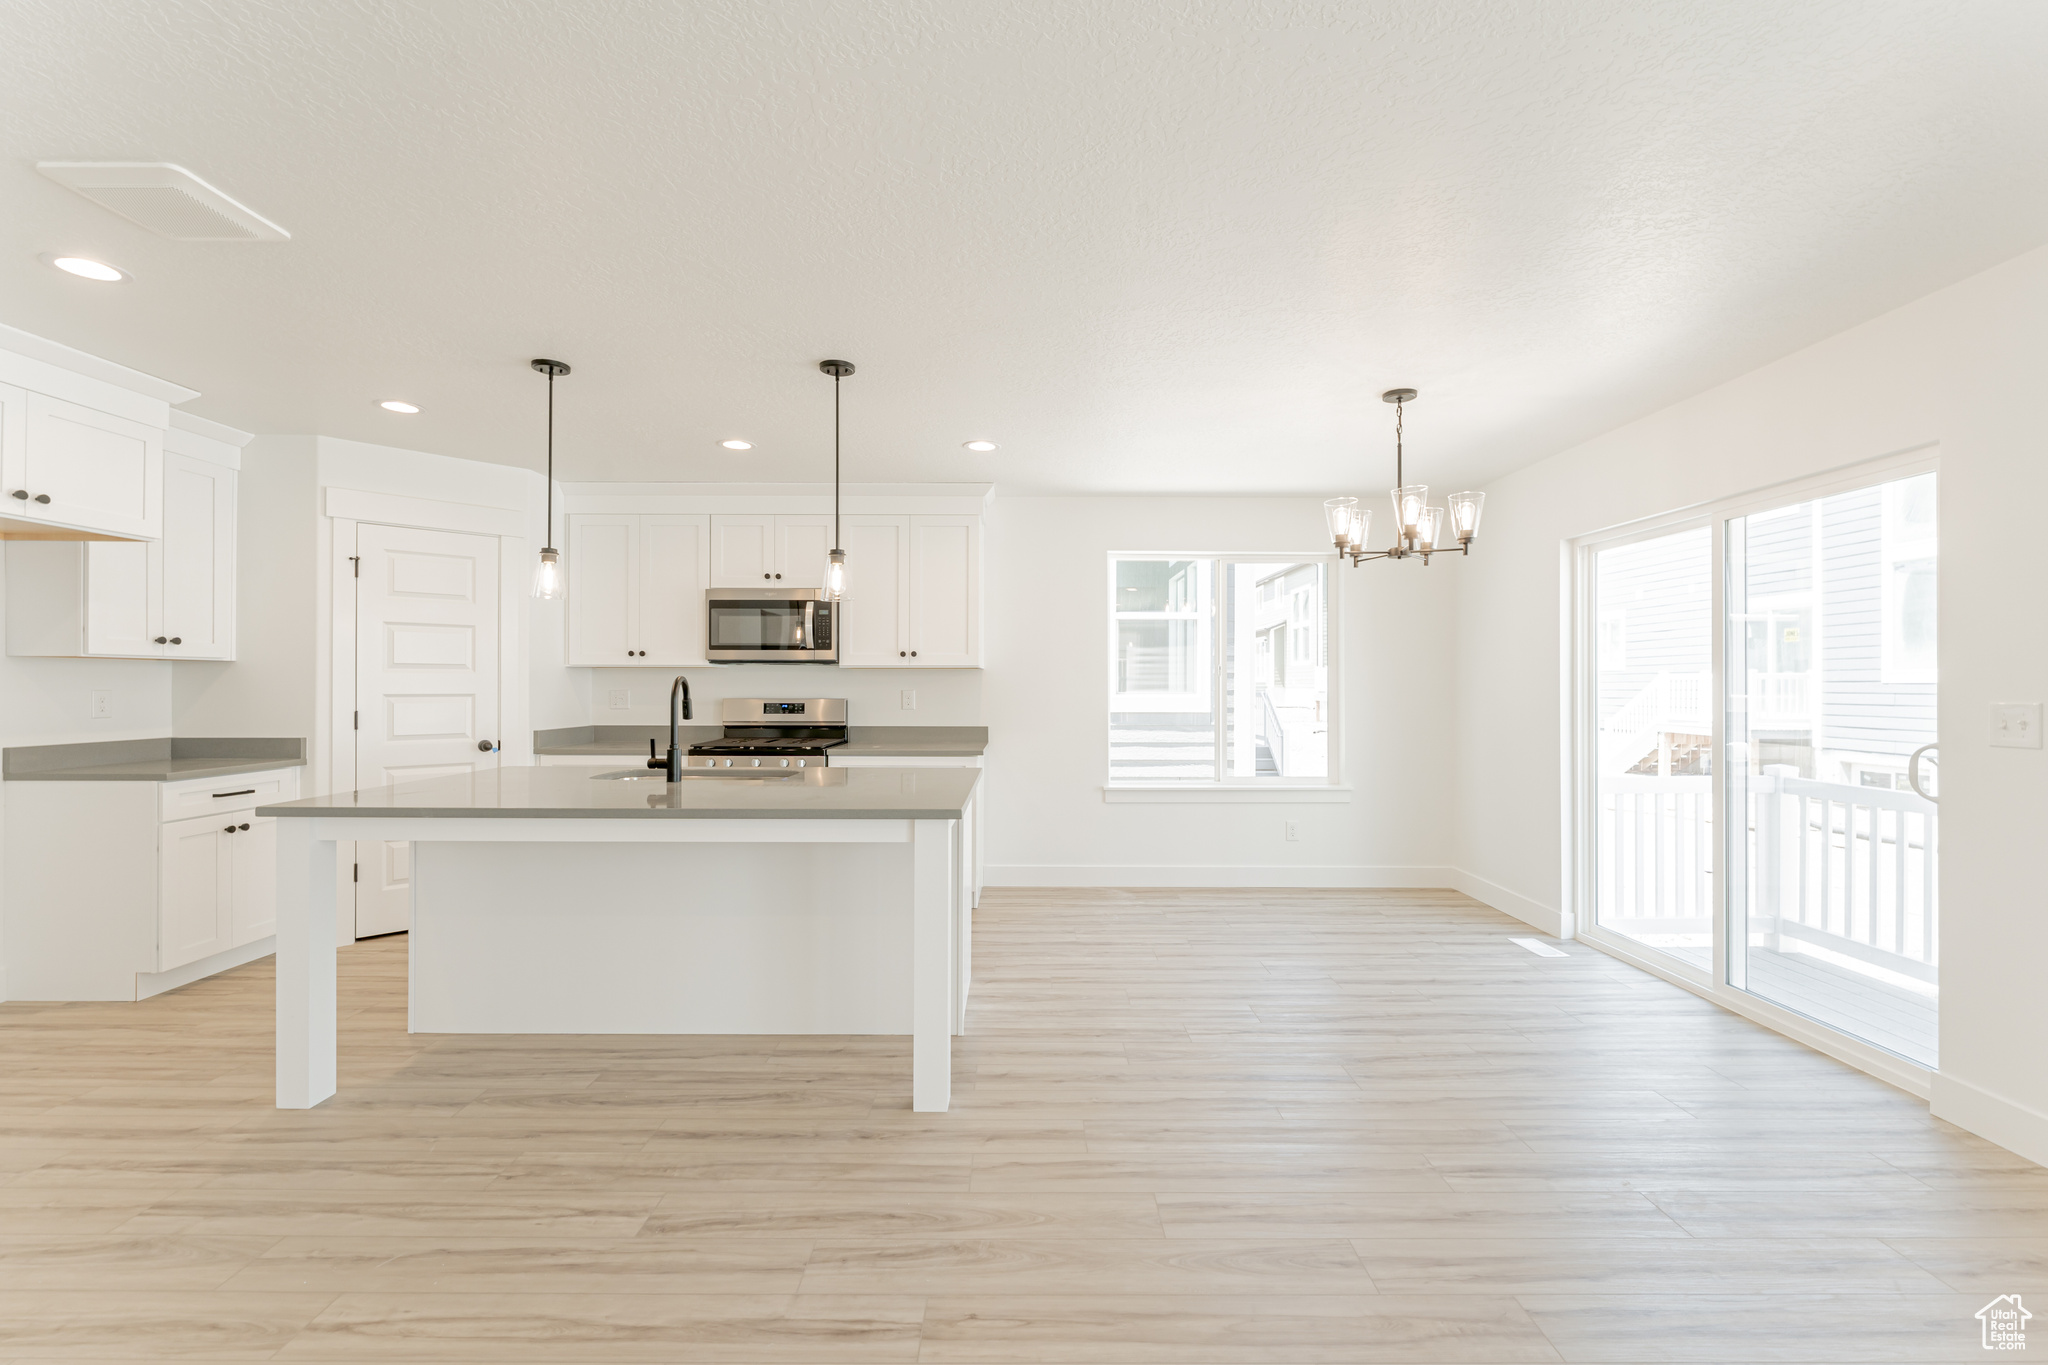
xmin=637 ymin=650 xmax=646 ymax=656
xmin=774 ymin=573 xmax=782 ymax=579
xmin=899 ymin=651 xmax=906 ymax=657
xmin=223 ymin=824 xmax=236 ymax=833
xmin=8 ymin=489 xmax=25 ymax=499
xmin=911 ymin=650 xmax=917 ymax=657
xmin=154 ymin=636 xmax=168 ymax=644
xmin=32 ymin=494 xmax=50 ymax=504
xmin=168 ymin=637 xmax=181 ymax=645
xmin=238 ymin=823 xmax=250 ymax=831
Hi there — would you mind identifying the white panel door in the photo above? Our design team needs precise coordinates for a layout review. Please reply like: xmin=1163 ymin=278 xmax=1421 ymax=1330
xmin=710 ymin=515 xmax=775 ymax=586
xmin=21 ymin=393 xmax=161 ymax=539
xmin=355 ymin=523 xmax=501 ymax=938
xmin=566 ymin=515 xmax=636 ymax=664
xmin=836 ymin=516 xmax=908 ymax=666
xmin=160 ymin=452 xmax=235 ymax=659
xmin=639 ymin=514 xmax=709 ymax=664
xmin=775 ymin=515 xmax=835 ymax=589
xmin=159 ymin=815 xmax=229 ymax=970
xmin=230 ymin=813 xmax=277 ymax=945
xmin=84 ymin=539 xmax=161 ymax=657
xmin=907 ymin=515 xmax=980 ymax=667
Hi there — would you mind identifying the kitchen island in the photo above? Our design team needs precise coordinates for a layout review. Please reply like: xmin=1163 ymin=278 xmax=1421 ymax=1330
xmin=261 ymin=764 xmax=978 ymax=1113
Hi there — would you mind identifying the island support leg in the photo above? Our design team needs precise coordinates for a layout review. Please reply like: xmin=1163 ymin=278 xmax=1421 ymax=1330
xmin=275 ymin=820 xmax=338 ymax=1109
xmin=911 ymin=818 xmax=954 ymax=1112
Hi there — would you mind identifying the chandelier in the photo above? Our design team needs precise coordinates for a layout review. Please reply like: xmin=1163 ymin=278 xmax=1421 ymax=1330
xmin=1324 ymin=388 xmax=1484 ymax=565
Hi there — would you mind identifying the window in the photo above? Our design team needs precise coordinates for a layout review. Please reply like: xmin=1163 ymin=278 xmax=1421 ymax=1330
xmin=1881 ymin=473 xmax=1937 ymax=683
xmin=1109 ymin=556 xmax=1332 ymax=784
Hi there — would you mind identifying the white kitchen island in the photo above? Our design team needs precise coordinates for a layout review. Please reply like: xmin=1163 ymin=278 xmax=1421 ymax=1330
xmin=262 ymin=764 xmax=978 ymax=1112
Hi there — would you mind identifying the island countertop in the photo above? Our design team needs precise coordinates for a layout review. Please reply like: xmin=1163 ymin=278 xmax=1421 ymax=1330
xmin=533 ymin=725 xmax=988 ymax=759
xmin=258 ymin=763 xmax=980 ymax=821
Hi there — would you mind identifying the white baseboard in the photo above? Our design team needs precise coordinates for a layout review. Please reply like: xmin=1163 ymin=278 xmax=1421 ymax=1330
xmin=984 ymin=864 xmax=1456 ymax=889
xmin=135 ymin=936 xmax=274 ymax=1000
xmin=1450 ymin=869 xmax=1572 ymax=938
xmin=1932 ymin=1072 xmax=2048 ymax=1169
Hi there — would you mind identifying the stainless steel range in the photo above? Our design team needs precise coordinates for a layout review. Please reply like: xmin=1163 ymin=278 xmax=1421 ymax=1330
xmin=684 ymin=698 xmax=847 ymax=769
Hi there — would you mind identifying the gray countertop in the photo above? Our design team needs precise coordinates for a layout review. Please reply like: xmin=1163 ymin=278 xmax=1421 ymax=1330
xmin=534 ymin=724 xmax=987 ymax=758
xmin=3 ymin=737 xmax=307 ymax=782
xmin=260 ymin=763 xmax=980 ymax=821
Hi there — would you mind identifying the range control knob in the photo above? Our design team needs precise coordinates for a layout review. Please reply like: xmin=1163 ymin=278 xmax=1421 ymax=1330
xmin=795 ymin=758 xmax=807 ymax=768
xmin=748 ymin=758 xmax=762 ymax=767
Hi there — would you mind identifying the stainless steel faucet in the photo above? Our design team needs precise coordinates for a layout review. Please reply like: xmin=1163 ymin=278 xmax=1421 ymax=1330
xmin=646 ymin=675 xmax=692 ymax=782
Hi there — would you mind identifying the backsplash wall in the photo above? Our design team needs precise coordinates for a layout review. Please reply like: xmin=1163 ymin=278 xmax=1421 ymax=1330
xmin=583 ymin=664 xmax=983 ymax=727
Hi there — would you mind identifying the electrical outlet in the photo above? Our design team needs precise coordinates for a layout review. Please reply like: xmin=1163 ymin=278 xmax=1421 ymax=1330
xmin=1285 ymin=820 xmax=1300 ymax=842
xmin=607 ymin=688 xmax=630 ymax=710
xmin=901 ymin=689 xmax=917 ymax=710
xmin=89 ymin=689 xmax=111 ymax=720
xmin=1992 ymin=702 xmax=2043 ymax=748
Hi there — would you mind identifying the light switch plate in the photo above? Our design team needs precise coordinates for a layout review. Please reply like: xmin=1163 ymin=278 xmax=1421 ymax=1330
xmin=1992 ymin=702 xmax=2043 ymax=748
xmin=607 ymin=688 xmax=630 ymax=710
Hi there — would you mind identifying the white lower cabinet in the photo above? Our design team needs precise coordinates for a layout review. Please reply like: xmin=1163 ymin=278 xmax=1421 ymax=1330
xmin=0 ymin=766 xmax=298 ymax=999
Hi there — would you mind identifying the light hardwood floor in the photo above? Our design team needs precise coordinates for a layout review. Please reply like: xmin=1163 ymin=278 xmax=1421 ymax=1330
xmin=0 ymin=886 xmax=2042 ymax=1361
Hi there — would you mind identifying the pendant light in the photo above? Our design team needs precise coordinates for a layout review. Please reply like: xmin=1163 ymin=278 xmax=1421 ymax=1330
xmin=1325 ymin=388 xmax=1486 ymax=566
xmin=820 ymin=359 xmax=854 ymax=601
xmin=530 ymin=358 xmax=571 ymax=600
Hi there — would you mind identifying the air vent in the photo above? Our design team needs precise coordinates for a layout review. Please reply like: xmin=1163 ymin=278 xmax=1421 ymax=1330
xmin=35 ymin=162 xmax=289 ymax=241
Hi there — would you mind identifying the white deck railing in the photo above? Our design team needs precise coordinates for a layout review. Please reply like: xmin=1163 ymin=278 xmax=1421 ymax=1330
xmin=1602 ymin=671 xmax=1814 ymax=774
xmin=1596 ymin=767 xmax=1938 ymax=983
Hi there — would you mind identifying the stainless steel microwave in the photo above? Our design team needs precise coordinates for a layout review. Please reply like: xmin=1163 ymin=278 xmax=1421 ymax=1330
xmin=705 ymin=588 xmax=837 ymax=664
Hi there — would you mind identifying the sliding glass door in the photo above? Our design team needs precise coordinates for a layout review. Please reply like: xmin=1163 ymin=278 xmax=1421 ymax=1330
xmin=1591 ymin=526 xmax=1714 ymax=972
xmin=1725 ymin=472 xmax=1938 ymax=1066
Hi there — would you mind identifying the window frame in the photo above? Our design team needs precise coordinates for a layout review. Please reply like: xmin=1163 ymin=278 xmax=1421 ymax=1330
xmin=1104 ymin=551 xmax=1346 ymax=801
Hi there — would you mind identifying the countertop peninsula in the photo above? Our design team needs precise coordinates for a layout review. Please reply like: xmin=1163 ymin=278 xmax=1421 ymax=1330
xmin=260 ymin=763 xmax=980 ymax=822
xmin=3 ymin=737 xmax=307 ymax=782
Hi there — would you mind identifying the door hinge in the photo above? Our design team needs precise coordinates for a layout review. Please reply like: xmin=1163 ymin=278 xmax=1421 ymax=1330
xmin=353 ymin=710 xmax=359 ymax=730
xmin=349 ymin=555 xmax=360 ymax=577
xmin=352 ymin=863 xmax=359 ymax=883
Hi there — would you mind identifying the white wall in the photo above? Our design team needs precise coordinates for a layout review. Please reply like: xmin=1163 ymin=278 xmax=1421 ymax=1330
xmin=1453 ymin=243 xmax=2048 ymax=1161
xmin=982 ymin=495 xmax=1460 ymax=886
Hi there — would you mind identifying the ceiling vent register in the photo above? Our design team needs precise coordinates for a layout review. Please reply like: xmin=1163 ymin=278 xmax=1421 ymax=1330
xmin=35 ymin=162 xmax=290 ymax=241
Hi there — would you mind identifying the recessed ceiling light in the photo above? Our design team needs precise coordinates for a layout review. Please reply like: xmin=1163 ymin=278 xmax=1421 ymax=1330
xmin=380 ymin=400 xmax=420 ymax=413
xmin=721 ymin=439 xmax=753 ymax=450
xmin=43 ymin=254 xmax=126 ymax=282
xmin=962 ymin=440 xmax=998 ymax=452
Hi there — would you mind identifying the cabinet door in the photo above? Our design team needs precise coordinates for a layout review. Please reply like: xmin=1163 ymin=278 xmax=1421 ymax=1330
xmin=22 ymin=393 xmax=162 ymax=539
xmin=160 ymin=453 xmax=235 ymax=659
xmin=84 ymin=539 xmax=162 ymax=657
xmin=710 ymin=515 xmax=775 ymax=586
xmin=638 ymin=514 xmax=709 ymax=665
xmin=230 ymin=814 xmax=277 ymax=944
xmin=835 ymin=516 xmax=909 ymax=666
xmin=0 ymin=382 xmax=24 ymax=504
xmin=566 ymin=515 xmax=637 ymax=664
xmin=907 ymin=515 xmax=981 ymax=667
xmin=160 ymin=815 xmax=230 ymax=971
xmin=774 ymin=515 xmax=835 ymax=589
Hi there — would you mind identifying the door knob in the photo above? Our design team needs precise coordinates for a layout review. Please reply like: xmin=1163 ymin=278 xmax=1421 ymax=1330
xmin=33 ymin=494 xmax=50 ymax=504
xmin=477 ymin=740 xmax=497 ymax=752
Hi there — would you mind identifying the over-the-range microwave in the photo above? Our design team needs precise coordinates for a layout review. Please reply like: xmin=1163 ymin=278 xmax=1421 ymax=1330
xmin=705 ymin=587 xmax=837 ymax=664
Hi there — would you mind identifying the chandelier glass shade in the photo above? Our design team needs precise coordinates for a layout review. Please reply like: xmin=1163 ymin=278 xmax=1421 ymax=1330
xmin=1327 ymin=389 xmax=1487 ymax=566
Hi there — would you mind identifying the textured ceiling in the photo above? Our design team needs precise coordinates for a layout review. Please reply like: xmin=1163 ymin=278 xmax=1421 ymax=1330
xmin=2 ymin=1 xmax=2044 ymax=494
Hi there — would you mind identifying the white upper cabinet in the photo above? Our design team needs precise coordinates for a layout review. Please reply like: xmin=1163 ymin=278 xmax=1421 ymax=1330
xmin=565 ymin=513 xmax=708 ymax=666
xmin=906 ymin=515 xmax=981 ymax=667
xmin=5 ymin=446 xmax=238 ymax=660
xmin=10 ymin=392 xmax=163 ymax=540
xmin=836 ymin=516 xmax=909 ymax=666
xmin=710 ymin=514 xmax=835 ymax=587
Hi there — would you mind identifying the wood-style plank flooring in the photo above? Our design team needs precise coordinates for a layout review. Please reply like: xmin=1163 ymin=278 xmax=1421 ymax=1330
xmin=1 ymin=886 xmax=2042 ymax=1361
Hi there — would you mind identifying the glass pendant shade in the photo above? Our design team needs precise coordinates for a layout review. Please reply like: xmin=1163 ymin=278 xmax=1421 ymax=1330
xmin=1323 ymin=497 xmax=1365 ymax=549
xmin=1418 ymin=506 xmax=1445 ymax=552
xmin=532 ymin=547 xmax=564 ymax=601
xmin=1393 ymin=484 xmax=1428 ymax=536
xmin=826 ymin=549 xmax=847 ymax=602
xmin=1448 ymin=490 xmax=1485 ymax=541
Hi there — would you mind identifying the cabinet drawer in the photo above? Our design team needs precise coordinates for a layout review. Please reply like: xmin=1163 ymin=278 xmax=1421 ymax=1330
xmin=159 ymin=767 xmax=299 ymax=823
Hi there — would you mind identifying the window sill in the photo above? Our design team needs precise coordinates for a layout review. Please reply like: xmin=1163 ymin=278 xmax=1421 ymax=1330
xmin=1102 ymin=784 xmax=1353 ymax=804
